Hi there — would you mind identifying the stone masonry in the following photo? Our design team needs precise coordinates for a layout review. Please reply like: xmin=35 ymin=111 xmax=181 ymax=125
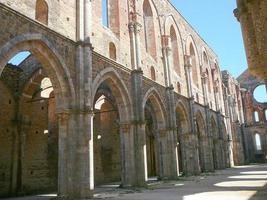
xmin=0 ymin=0 xmax=256 ymax=199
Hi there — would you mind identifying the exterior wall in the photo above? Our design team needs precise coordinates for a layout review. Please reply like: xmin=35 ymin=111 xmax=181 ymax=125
xmin=222 ymin=70 xmax=245 ymax=166
xmin=237 ymin=70 xmax=267 ymax=163
xmin=0 ymin=80 xmax=15 ymax=197
xmin=0 ymin=0 xmax=76 ymax=40
xmin=0 ymin=1 xmax=246 ymax=199
xmin=90 ymin=0 xmax=224 ymax=111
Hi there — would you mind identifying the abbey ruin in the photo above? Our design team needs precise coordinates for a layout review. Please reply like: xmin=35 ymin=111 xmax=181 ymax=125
xmin=0 ymin=0 xmax=266 ymax=199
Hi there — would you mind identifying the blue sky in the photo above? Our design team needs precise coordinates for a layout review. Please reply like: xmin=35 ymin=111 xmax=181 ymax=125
xmin=172 ymin=0 xmax=247 ymax=78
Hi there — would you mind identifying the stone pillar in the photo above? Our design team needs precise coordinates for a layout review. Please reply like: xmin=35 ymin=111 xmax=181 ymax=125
xmin=226 ymin=91 xmax=235 ymax=167
xmin=131 ymin=69 xmax=147 ymax=186
xmin=161 ymin=35 xmax=179 ymax=179
xmin=162 ymin=35 xmax=172 ymax=86
xmin=70 ymin=0 xmax=94 ymax=198
xmin=57 ymin=112 xmax=70 ymax=197
xmin=183 ymin=56 xmax=200 ymax=175
xmin=128 ymin=11 xmax=147 ymax=186
xmin=119 ymin=122 xmax=136 ymax=187
xmin=201 ymin=72 xmax=209 ymax=106
xmin=129 ymin=22 xmax=137 ymax=70
xmin=75 ymin=110 xmax=94 ymax=198
xmin=134 ymin=22 xmax=142 ymax=69
xmin=201 ymin=73 xmax=214 ymax=172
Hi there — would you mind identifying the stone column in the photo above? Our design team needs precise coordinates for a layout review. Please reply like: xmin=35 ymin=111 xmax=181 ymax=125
xmin=119 ymin=122 xmax=136 ymax=187
xmin=184 ymin=56 xmax=195 ymax=131
xmin=57 ymin=112 xmax=70 ymax=197
xmin=134 ymin=22 xmax=142 ymax=69
xmin=129 ymin=22 xmax=137 ymax=70
xmin=162 ymin=35 xmax=172 ymax=86
xmin=201 ymin=73 xmax=214 ymax=171
xmin=72 ymin=0 xmax=94 ymax=198
xmin=161 ymin=35 xmax=179 ymax=179
xmin=128 ymin=12 xmax=147 ymax=186
xmin=201 ymin=72 xmax=209 ymax=106
xmin=131 ymin=69 xmax=147 ymax=186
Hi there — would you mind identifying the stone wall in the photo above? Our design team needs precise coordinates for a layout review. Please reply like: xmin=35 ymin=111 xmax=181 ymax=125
xmin=237 ymin=70 xmax=267 ymax=163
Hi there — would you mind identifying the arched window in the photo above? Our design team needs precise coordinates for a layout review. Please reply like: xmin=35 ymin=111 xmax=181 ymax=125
xmin=102 ymin=0 xmax=120 ymax=35
xmin=190 ymin=43 xmax=198 ymax=87
xmin=150 ymin=66 xmax=156 ymax=81
xmin=102 ymin=0 xmax=108 ymax=27
xmin=255 ymin=133 xmax=262 ymax=151
xmin=170 ymin=26 xmax=180 ymax=75
xmin=36 ymin=0 xmax=48 ymax=25
xmin=109 ymin=42 xmax=116 ymax=60
xmin=265 ymin=110 xmax=267 ymax=121
xmin=41 ymin=77 xmax=53 ymax=98
xmin=254 ymin=111 xmax=260 ymax=122
xmin=143 ymin=0 xmax=156 ymax=59
xmin=203 ymin=52 xmax=211 ymax=92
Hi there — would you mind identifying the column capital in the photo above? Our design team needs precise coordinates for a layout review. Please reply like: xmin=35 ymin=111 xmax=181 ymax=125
xmin=161 ymin=35 xmax=170 ymax=48
xmin=131 ymin=68 xmax=143 ymax=75
xmin=184 ymin=55 xmax=193 ymax=71
xmin=57 ymin=111 xmax=70 ymax=121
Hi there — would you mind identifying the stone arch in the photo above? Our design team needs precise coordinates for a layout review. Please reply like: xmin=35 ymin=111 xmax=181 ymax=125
xmin=142 ymin=87 xmax=166 ymax=128
xmin=175 ymin=101 xmax=190 ymax=134
xmin=221 ymin=121 xmax=228 ymax=141
xmin=211 ymin=116 xmax=218 ymax=138
xmin=142 ymin=87 xmax=167 ymax=178
xmin=195 ymin=110 xmax=205 ymax=137
xmin=175 ymin=101 xmax=190 ymax=174
xmin=185 ymin=35 xmax=201 ymax=88
xmin=0 ymin=34 xmax=75 ymax=111
xmin=195 ymin=110 xmax=207 ymax=172
xmin=21 ymin=68 xmax=47 ymax=99
xmin=92 ymin=68 xmax=132 ymax=122
xmin=36 ymin=0 xmax=49 ymax=25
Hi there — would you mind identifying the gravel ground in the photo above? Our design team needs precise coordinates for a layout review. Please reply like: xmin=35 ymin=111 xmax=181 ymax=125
xmin=3 ymin=164 xmax=267 ymax=200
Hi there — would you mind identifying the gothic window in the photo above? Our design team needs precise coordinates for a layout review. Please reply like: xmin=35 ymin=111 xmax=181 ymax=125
xmin=41 ymin=78 xmax=53 ymax=98
xmin=150 ymin=66 xmax=156 ymax=81
xmin=170 ymin=26 xmax=180 ymax=75
xmin=190 ymin=43 xmax=198 ymax=87
xmin=102 ymin=0 xmax=120 ymax=35
xmin=143 ymin=0 xmax=156 ymax=59
xmin=36 ymin=0 xmax=48 ymax=25
xmin=254 ymin=111 xmax=260 ymax=122
xmin=255 ymin=133 xmax=262 ymax=151
xmin=203 ymin=52 xmax=211 ymax=93
xmin=109 ymin=42 xmax=116 ymax=60
xmin=102 ymin=0 xmax=108 ymax=27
